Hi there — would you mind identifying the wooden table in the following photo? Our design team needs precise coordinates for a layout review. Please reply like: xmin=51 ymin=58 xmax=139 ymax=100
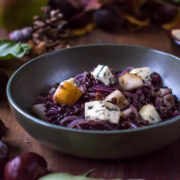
xmin=1 ymin=27 xmax=180 ymax=180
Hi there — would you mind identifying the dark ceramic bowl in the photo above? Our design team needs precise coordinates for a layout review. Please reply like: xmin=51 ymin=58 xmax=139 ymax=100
xmin=7 ymin=45 xmax=180 ymax=159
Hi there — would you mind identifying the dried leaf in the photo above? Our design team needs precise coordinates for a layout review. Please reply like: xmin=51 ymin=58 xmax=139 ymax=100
xmin=124 ymin=14 xmax=150 ymax=29
xmin=72 ymin=23 xmax=95 ymax=36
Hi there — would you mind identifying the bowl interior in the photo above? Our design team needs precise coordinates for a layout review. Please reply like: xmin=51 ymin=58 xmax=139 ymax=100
xmin=8 ymin=45 xmax=180 ymax=125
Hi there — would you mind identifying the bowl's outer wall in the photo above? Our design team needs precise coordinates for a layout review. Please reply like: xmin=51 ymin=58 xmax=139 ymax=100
xmin=10 ymin=102 xmax=180 ymax=159
xmin=8 ymin=45 xmax=180 ymax=159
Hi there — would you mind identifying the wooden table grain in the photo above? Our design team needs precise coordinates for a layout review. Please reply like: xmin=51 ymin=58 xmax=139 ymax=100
xmin=1 ymin=27 xmax=180 ymax=180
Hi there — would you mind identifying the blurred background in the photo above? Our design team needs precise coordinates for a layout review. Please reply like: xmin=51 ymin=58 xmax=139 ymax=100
xmin=0 ymin=0 xmax=180 ymax=73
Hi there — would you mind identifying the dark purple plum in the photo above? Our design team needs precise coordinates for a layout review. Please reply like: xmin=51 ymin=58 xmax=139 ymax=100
xmin=93 ymin=6 xmax=122 ymax=32
xmin=0 ymin=141 xmax=8 ymax=177
xmin=4 ymin=152 xmax=48 ymax=180
xmin=21 ymin=27 xmax=33 ymax=41
xmin=146 ymin=2 xmax=177 ymax=24
xmin=152 ymin=4 xmax=177 ymax=23
xmin=9 ymin=27 xmax=33 ymax=42
xmin=9 ymin=30 xmax=25 ymax=42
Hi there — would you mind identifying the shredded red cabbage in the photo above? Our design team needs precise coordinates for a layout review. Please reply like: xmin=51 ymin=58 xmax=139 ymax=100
xmin=34 ymin=68 xmax=180 ymax=130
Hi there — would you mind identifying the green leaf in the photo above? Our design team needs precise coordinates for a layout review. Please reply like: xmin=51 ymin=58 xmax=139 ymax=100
xmin=38 ymin=172 xmax=90 ymax=180
xmin=39 ymin=169 xmax=94 ymax=180
xmin=39 ymin=169 xmax=144 ymax=180
xmin=0 ymin=40 xmax=31 ymax=60
xmin=38 ymin=172 xmax=123 ymax=180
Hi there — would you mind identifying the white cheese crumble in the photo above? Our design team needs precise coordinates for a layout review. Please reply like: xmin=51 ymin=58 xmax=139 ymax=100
xmin=85 ymin=101 xmax=121 ymax=124
xmin=91 ymin=65 xmax=115 ymax=86
xmin=130 ymin=67 xmax=151 ymax=81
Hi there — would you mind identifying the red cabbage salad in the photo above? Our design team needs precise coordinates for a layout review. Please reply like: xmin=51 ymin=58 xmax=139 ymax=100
xmin=33 ymin=65 xmax=180 ymax=130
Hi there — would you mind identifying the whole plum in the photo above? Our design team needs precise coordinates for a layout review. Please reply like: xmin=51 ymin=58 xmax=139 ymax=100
xmin=0 ymin=141 xmax=8 ymax=177
xmin=9 ymin=27 xmax=33 ymax=42
xmin=93 ymin=6 xmax=122 ymax=32
xmin=4 ymin=152 xmax=48 ymax=180
xmin=9 ymin=30 xmax=24 ymax=42
xmin=143 ymin=2 xmax=177 ymax=24
xmin=153 ymin=4 xmax=177 ymax=23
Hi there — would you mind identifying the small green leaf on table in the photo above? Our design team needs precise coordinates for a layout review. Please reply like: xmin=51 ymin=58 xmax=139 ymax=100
xmin=0 ymin=40 xmax=31 ymax=60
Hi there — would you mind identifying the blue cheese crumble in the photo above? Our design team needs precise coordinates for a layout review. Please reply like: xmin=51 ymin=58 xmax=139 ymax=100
xmin=91 ymin=65 xmax=115 ymax=86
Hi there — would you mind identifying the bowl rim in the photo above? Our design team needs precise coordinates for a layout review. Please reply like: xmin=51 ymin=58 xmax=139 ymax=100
xmin=7 ymin=44 xmax=180 ymax=134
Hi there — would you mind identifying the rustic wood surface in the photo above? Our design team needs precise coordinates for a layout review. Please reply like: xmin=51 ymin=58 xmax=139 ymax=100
xmin=1 ymin=27 xmax=180 ymax=180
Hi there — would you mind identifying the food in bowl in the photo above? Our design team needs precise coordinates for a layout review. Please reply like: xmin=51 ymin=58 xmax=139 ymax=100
xmin=32 ymin=65 xmax=180 ymax=130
